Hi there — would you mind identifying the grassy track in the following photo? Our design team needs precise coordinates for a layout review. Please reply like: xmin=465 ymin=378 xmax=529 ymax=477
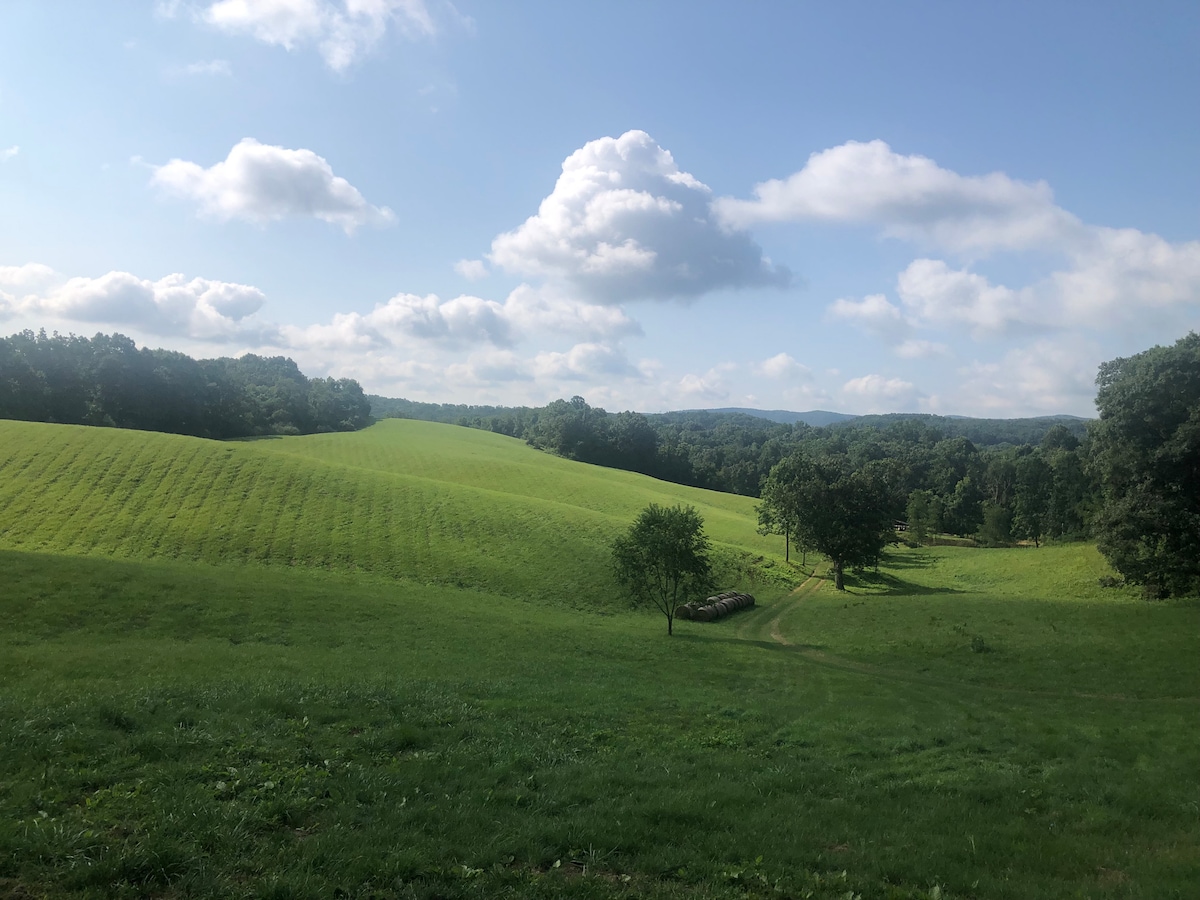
xmin=1 ymin=420 xmax=1197 ymax=899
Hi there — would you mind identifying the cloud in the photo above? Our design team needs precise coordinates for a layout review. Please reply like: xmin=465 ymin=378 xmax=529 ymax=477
xmin=1053 ymin=227 xmax=1200 ymax=328
xmin=841 ymin=373 xmax=921 ymax=412
xmin=1 ymin=146 xmax=18 ymax=162
xmin=149 ymin=138 xmax=395 ymax=232
xmin=284 ymin=282 xmax=640 ymax=355
xmin=4 ymin=265 xmax=269 ymax=339
xmin=715 ymin=139 xmax=1085 ymax=255
xmin=368 ymin=292 xmax=513 ymax=347
xmin=676 ymin=363 xmax=737 ymax=403
xmin=719 ymin=138 xmax=1200 ymax=347
xmin=826 ymin=292 xmax=908 ymax=338
xmin=895 ymin=259 xmax=1038 ymax=338
xmin=501 ymin=284 xmax=641 ymax=342
xmin=0 ymin=263 xmax=57 ymax=295
xmin=488 ymin=130 xmax=790 ymax=303
xmin=179 ymin=59 xmax=232 ymax=76
xmin=454 ymin=258 xmax=488 ymax=280
xmin=756 ymin=352 xmax=811 ymax=380
xmin=896 ymin=230 xmax=1200 ymax=340
xmin=945 ymin=339 xmax=1101 ymax=417
xmin=202 ymin=0 xmax=435 ymax=71
xmin=894 ymin=339 xmax=950 ymax=359
xmin=532 ymin=342 xmax=640 ymax=382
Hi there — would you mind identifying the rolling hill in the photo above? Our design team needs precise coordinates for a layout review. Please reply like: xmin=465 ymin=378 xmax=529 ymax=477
xmin=0 ymin=418 xmax=785 ymax=606
xmin=0 ymin=417 xmax=1196 ymax=900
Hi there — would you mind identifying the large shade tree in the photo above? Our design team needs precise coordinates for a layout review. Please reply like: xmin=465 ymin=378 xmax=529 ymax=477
xmin=1089 ymin=332 xmax=1200 ymax=598
xmin=759 ymin=452 xmax=894 ymax=590
xmin=611 ymin=503 xmax=714 ymax=634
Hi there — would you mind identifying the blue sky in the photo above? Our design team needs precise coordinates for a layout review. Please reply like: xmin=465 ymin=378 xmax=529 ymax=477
xmin=2 ymin=1 xmax=1197 ymax=416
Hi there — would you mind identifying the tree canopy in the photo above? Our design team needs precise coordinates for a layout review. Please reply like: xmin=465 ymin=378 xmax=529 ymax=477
xmin=0 ymin=330 xmax=371 ymax=438
xmin=759 ymin=452 xmax=895 ymax=590
xmin=611 ymin=504 xmax=714 ymax=634
xmin=1089 ymin=332 xmax=1200 ymax=598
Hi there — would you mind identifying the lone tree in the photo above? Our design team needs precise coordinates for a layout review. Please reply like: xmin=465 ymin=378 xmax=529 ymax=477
xmin=611 ymin=503 xmax=713 ymax=634
xmin=759 ymin=453 xmax=894 ymax=590
xmin=1090 ymin=333 xmax=1200 ymax=598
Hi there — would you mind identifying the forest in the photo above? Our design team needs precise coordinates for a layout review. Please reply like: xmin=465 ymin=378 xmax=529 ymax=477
xmin=0 ymin=330 xmax=372 ymax=438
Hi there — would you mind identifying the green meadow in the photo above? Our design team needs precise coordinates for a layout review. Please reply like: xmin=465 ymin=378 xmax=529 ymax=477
xmin=1 ymin=419 xmax=1197 ymax=899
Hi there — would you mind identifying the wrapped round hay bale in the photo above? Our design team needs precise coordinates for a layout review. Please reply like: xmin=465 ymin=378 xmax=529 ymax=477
xmin=676 ymin=606 xmax=693 ymax=620
xmin=693 ymin=607 xmax=713 ymax=622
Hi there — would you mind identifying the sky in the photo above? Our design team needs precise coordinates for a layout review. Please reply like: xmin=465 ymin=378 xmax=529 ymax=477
xmin=1 ymin=2 xmax=1198 ymax=418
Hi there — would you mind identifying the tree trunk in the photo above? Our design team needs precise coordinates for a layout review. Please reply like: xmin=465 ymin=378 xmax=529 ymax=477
xmin=833 ymin=561 xmax=845 ymax=591
xmin=785 ymin=524 xmax=789 ymax=563
xmin=667 ymin=613 xmax=673 ymax=635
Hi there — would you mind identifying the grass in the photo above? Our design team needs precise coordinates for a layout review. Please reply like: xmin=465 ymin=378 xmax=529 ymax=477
xmin=0 ymin=419 xmax=785 ymax=606
xmin=1 ymin=420 xmax=1197 ymax=898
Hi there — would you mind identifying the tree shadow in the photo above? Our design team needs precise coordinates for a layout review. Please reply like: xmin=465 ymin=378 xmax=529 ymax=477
xmin=841 ymin=570 xmax=964 ymax=597
xmin=877 ymin=549 xmax=937 ymax=570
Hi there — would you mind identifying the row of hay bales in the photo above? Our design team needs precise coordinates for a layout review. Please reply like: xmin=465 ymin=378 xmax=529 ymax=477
xmin=677 ymin=591 xmax=756 ymax=622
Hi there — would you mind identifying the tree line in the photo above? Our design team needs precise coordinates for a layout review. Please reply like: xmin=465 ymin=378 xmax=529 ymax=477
xmin=381 ymin=393 xmax=1099 ymax=548
xmin=378 ymin=333 xmax=1198 ymax=598
xmin=0 ymin=330 xmax=372 ymax=438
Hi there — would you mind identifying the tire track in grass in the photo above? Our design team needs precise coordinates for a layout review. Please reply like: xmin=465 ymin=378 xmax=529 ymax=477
xmin=760 ymin=565 xmax=1198 ymax=705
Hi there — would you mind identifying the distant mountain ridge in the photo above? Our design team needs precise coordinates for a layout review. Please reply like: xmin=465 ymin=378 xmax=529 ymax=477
xmin=701 ymin=408 xmax=858 ymax=427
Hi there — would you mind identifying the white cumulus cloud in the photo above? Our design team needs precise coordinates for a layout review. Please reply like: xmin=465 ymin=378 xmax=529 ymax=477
xmin=488 ymin=130 xmax=790 ymax=303
xmin=676 ymin=363 xmax=737 ymax=403
xmin=1 ymin=146 xmax=18 ymax=162
xmin=841 ymin=374 xmax=921 ymax=412
xmin=827 ymin=292 xmax=909 ymax=338
xmin=756 ymin=352 xmax=811 ymax=380
xmin=203 ymin=0 xmax=435 ymax=71
xmin=283 ymin=283 xmax=640 ymax=354
xmin=532 ymin=342 xmax=640 ymax=382
xmin=720 ymin=138 xmax=1200 ymax=347
xmin=716 ymin=139 xmax=1085 ymax=255
xmin=3 ymin=265 xmax=269 ymax=340
xmin=454 ymin=258 xmax=488 ymax=280
xmin=149 ymin=138 xmax=395 ymax=233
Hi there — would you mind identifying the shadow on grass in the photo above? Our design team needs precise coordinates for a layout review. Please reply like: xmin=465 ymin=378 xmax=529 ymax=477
xmin=877 ymin=550 xmax=937 ymax=571
xmin=841 ymin=570 xmax=965 ymax=597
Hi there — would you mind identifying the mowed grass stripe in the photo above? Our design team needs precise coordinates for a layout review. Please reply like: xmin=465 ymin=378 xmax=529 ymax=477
xmin=0 ymin=420 xmax=783 ymax=605
xmin=254 ymin=420 xmax=778 ymax=553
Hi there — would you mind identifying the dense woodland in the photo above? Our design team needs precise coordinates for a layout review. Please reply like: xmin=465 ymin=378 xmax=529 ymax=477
xmin=0 ymin=330 xmax=372 ymax=438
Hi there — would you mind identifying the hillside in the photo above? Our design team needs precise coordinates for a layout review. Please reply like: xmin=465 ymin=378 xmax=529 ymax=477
xmin=1 ymin=418 xmax=1196 ymax=899
xmin=0 ymin=419 xmax=784 ymax=606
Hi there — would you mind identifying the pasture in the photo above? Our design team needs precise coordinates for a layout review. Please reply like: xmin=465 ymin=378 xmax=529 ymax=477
xmin=0 ymin=419 xmax=1196 ymax=899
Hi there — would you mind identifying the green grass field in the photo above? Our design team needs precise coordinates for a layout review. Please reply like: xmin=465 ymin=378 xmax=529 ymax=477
xmin=1 ymin=419 xmax=1197 ymax=899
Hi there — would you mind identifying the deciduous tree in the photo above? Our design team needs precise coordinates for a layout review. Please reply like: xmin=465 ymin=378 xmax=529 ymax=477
xmin=1090 ymin=333 xmax=1200 ymax=598
xmin=759 ymin=453 xmax=894 ymax=590
xmin=611 ymin=504 xmax=714 ymax=634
